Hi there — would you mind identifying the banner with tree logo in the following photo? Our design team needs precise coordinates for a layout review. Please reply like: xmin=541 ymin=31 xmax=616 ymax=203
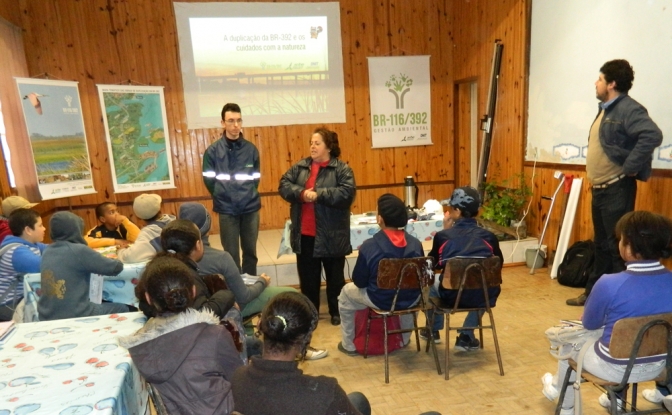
xmin=15 ymin=78 xmax=96 ymax=200
xmin=367 ymin=56 xmax=432 ymax=148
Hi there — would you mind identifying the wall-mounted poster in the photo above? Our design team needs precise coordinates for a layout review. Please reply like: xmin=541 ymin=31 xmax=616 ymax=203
xmin=367 ymin=56 xmax=432 ymax=148
xmin=97 ymin=85 xmax=175 ymax=193
xmin=15 ymin=78 xmax=96 ymax=200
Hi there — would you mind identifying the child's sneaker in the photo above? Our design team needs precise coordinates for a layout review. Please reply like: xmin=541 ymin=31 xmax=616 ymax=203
xmin=419 ymin=328 xmax=441 ymax=344
xmin=454 ymin=333 xmax=480 ymax=351
xmin=642 ymin=388 xmax=665 ymax=404
xmin=303 ymin=345 xmax=329 ymax=360
xmin=598 ymin=393 xmax=624 ymax=412
xmin=541 ymin=372 xmax=559 ymax=401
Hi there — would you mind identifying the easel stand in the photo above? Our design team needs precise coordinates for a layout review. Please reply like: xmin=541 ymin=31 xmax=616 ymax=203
xmin=551 ymin=178 xmax=584 ymax=278
xmin=529 ymin=171 xmax=564 ymax=275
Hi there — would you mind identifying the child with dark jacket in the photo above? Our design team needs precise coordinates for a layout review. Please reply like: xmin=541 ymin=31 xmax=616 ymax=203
xmin=38 ymin=211 xmax=132 ymax=321
xmin=425 ymin=186 xmax=503 ymax=350
xmin=119 ymin=256 xmax=242 ymax=415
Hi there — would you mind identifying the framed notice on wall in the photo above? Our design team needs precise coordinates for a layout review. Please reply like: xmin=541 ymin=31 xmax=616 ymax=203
xmin=367 ymin=56 xmax=432 ymax=148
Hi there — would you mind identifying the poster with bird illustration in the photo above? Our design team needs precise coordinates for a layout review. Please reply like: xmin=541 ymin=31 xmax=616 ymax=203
xmin=14 ymin=78 xmax=96 ymax=200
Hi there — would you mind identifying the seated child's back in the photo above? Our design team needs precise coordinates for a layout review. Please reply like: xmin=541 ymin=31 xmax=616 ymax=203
xmin=39 ymin=211 xmax=131 ymax=321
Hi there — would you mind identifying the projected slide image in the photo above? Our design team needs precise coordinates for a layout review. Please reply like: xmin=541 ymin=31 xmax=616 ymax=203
xmin=174 ymin=2 xmax=345 ymax=128
xmin=190 ymin=16 xmax=332 ymax=117
xmin=190 ymin=17 xmax=328 ymax=76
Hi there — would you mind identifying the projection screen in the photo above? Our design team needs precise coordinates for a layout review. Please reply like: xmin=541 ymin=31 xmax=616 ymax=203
xmin=174 ymin=2 xmax=346 ymax=129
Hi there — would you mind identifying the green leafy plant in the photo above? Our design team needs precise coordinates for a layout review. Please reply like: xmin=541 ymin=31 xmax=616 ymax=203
xmin=480 ymin=171 xmax=532 ymax=227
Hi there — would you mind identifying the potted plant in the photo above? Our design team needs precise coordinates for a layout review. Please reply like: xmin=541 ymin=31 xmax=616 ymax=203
xmin=479 ymin=170 xmax=532 ymax=237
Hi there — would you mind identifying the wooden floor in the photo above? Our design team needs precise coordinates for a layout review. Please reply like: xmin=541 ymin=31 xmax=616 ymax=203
xmin=171 ymin=233 xmax=664 ymax=414
xmin=295 ymin=265 xmax=663 ymax=415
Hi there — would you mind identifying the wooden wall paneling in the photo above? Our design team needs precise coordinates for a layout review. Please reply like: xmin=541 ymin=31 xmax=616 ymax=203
xmin=14 ymin=0 xmax=457 ymax=231
xmin=452 ymin=0 xmax=528 ymax=181
xmin=392 ymin=0 xmax=431 ymax=184
xmin=342 ymin=0 xmax=377 ymax=187
xmin=72 ymin=3 xmax=113 ymax=209
xmin=0 ymin=1 xmax=20 ymax=28
xmin=0 ymin=17 xmax=38 ymax=200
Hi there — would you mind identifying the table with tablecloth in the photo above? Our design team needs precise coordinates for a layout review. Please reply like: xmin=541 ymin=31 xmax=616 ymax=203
xmin=277 ymin=213 xmax=444 ymax=257
xmin=0 ymin=312 xmax=148 ymax=415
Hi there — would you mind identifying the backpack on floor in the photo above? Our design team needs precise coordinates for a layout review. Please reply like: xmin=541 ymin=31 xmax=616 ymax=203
xmin=353 ymin=308 xmax=405 ymax=355
xmin=557 ymin=240 xmax=595 ymax=288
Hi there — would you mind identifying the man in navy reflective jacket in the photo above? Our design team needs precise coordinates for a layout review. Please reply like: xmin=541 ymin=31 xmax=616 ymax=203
xmin=202 ymin=103 xmax=261 ymax=275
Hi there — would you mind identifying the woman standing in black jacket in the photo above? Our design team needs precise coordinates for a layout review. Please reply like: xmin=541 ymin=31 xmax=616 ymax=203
xmin=279 ymin=127 xmax=356 ymax=333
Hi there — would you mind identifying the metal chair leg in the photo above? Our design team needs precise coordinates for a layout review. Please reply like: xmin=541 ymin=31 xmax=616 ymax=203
xmin=487 ymin=310 xmax=504 ymax=376
xmin=445 ymin=312 xmax=451 ymax=380
xmin=412 ymin=311 xmax=420 ymax=352
xmin=383 ymin=315 xmax=389 ymax=384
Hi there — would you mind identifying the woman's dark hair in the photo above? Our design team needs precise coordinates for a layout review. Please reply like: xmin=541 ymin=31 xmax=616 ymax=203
xmin=140 ymin=256 xmax=196 ymax=315
xmin=615 ymin=211 xmax=672 ymax=260
xmin=259 ymin=291 xmax=318 ymax=358
xmin=161 ymin=219 xmax=200 ymax=256
xmin=600 ymin=59 xmax=634 ymax=93
xmin=8 ymin=208 xmax=40 ymax=236
xmin=312 ymin=127 xmax=341 ymax=158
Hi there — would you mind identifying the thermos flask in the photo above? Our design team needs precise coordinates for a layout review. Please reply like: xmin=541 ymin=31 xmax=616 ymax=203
xmin=403 ymin=176 xmax=419 ymax=208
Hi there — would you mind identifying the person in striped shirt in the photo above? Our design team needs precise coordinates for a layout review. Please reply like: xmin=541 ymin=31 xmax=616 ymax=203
xmin=0 ymin=208 xmax=46 ymax=321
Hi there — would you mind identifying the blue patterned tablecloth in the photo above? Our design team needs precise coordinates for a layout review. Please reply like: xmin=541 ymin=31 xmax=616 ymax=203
xmin=0 ymin=312 xmax=148 ymax=415
xmin=22 ymin=263 xmax=146 ymax=323
xmin=278 ymin=215 xmax=444 ymax=257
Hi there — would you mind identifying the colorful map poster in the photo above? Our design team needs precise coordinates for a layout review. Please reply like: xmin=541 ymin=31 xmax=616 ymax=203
xmin=15 ymin=78 xmax=96 ymax=200
xmin=97 ymin=85 xmax=175 ymax=193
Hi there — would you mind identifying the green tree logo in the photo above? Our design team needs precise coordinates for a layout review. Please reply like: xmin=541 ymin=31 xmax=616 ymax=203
xmin=385 ymin=73 xmax=413 ymax=109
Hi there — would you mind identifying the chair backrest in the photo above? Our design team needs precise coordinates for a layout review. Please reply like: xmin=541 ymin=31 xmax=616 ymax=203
xmin=608 ymin=312 xmax=672 ymax=359
xmin=146 ymin=381 xmax=169 ymax=415
xmin=376 ymin=257 xmax=434 ymax=290
xmin=441 ymin=256 xmax=502 ymax=290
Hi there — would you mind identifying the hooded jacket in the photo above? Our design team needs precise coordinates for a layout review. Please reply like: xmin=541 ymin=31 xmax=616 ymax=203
xmin=38 ymin=211 xmax=124 ymax=321
xmin=428 ymin=218 xmax=503 ymax=308
xmin=119 ymin=308 xmax=242 ymax=415
xmin=278 ymin=157 xmax=356 ymax=257
xmin=352 ymin=230 xmax=424 ymax=310
xmin=179 ymin=203 xmax=266 ymax=309
xmin=117 ymin=214 xmax=175 ymax=264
